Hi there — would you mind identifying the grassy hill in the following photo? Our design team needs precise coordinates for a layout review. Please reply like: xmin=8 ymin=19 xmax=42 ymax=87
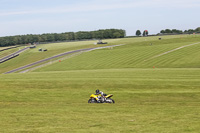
xmin=0 ymin=46 xmax=23 ymax=59
xmin=0 ymin=35 xmax=200 ymax=132
xmin=35 ymin=35 xmax=200 ymax=72
xmin=0 ymin=40 xmax=98 ymax=73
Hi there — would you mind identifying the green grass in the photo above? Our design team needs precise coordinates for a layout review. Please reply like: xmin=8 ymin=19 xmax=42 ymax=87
xmin=1 ymin=35 xmax=200 ymax=132
xmin=35 ymin=35 xmax=200 ymax=72
xmin=0 ymin=39 xmax=134 ymax=74
xmin=0 ymin=41 xmax=97 ymax=73
xmin=0 ymin=46 xmax=19 ymax=50
xmin=0 ymin=46 xmax=24 ymax=58
xmin=0 ymin=69 xmax=200 ymax=132
xmin=1 ymin=35 xmax=197 ymax=74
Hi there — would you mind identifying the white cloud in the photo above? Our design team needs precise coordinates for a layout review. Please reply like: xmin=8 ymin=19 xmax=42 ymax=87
xmin=1 ymin=0 xmax=199 ymax=17
xmin=0 ymin=2 xmax=137 ymax=16
xmin=151 ymin=0 xmax=200 ymax=8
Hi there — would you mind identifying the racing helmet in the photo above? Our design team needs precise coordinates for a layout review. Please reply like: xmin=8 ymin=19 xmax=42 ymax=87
xmin=96 ymin=89 xmax=100 ymax=94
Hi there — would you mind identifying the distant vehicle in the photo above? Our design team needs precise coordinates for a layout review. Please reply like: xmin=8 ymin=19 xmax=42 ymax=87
xmin=97 ymin=39 xmax=107 ymax=44
xmin=30 ymin=45 xmax=36 ymax=48
xmin=38 ymin=48 xmax=47 ymax=51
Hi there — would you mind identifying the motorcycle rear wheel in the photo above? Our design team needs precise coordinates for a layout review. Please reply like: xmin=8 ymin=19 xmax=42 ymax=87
xmin=88 ymin=99 xmax=97 ymax=103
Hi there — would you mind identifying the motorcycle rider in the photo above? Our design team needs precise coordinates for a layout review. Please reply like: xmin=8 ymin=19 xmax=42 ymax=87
xmin=95 ymin=89 xmax=106 ymax=103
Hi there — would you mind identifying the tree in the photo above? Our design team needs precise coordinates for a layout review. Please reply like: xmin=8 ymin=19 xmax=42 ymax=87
xmin=113 ymin=32 xmax=121 ymax=38
xmin=195 ymin=27 xmax=200 ymax=32
xmin=143 ymin=30 xmax=148 ymax=36
xmin=46 ymin=34 xmax=55 ymax=42
xmin=188 ymin=29 xmax=194 ymax=34
xmin=165 ymin=29 xmax=172 ymax=33
xmin=136 ymin=30 xmax=141 ymax=36
xmin=172 ymin=29 xmax=178 ymax=33
xmin=160 ymin=30 xmax=165 ymax=34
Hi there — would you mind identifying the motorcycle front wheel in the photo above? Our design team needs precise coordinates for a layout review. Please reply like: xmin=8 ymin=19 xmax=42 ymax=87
xmin=107 ymin=98 xmax=115 ymax=103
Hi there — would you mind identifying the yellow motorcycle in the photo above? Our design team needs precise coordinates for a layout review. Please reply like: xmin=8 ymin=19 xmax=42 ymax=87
xmin=88 ymin=93 xmax=115 ymax=103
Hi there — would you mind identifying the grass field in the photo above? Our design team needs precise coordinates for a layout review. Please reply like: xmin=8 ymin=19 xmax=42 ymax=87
xmin=0 ymin=46 xmax=23 ymax=59
xmin=0 ymin=41 xmax=97 ymax=74
xmin=36 ymin=35 xmax=200 ymax=72
xmin=0 ymin=46 xmax=19 ymax=50
xmin=0 ymin=35 xmax=200 ymax=132
xmin=0 ymin=69 xmax=200 ymax=132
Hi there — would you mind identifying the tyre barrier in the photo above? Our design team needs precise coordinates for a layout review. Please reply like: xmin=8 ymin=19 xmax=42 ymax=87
xmin=0 ymin=47 xmax=29 ymax=64
xmin=0 ymin=54 xmax=19 ymax=64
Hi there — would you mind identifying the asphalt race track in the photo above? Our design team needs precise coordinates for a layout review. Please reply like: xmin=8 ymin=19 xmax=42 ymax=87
xmin=0 ymin=47 xmax=30 ymax=63
xmin=4 ymin=44 xmax=123 ymax=74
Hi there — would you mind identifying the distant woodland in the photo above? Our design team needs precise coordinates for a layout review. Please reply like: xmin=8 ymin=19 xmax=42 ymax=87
xmin=159 ymin=27 xmax=200 ymax=34
xmin=0 ymin=29 xmax=126 ymax=47
xmin=135 ymin=27 xmax=200 ymax=36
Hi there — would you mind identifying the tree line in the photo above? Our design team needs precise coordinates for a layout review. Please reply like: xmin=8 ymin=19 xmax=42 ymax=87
xmin=0 ymin=29 xmax=126 ymax=47
xmin=135 ymin=27 xmax=200 ymax=37
xmin=160 ymin=27 xmax=200 ymax=34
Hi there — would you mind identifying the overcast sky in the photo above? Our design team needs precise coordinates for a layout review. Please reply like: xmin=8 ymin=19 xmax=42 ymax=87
xmin=0 ymin=0 xmax=200 ymax=37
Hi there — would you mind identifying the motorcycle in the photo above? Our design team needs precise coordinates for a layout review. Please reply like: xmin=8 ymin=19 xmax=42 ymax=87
xmin=88 ymin=93 xmax=115 ymax=103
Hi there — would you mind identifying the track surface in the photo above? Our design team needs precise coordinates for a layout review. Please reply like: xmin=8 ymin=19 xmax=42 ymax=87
xmin=0 ymin=47 xmax=29 ymax=63
xmin=4 ymin=45 xmax=123 ymax=74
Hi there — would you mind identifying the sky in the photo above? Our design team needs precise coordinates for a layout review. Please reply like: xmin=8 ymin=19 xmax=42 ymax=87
xmin=0 ymin=0 xmax=200 ymax=37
